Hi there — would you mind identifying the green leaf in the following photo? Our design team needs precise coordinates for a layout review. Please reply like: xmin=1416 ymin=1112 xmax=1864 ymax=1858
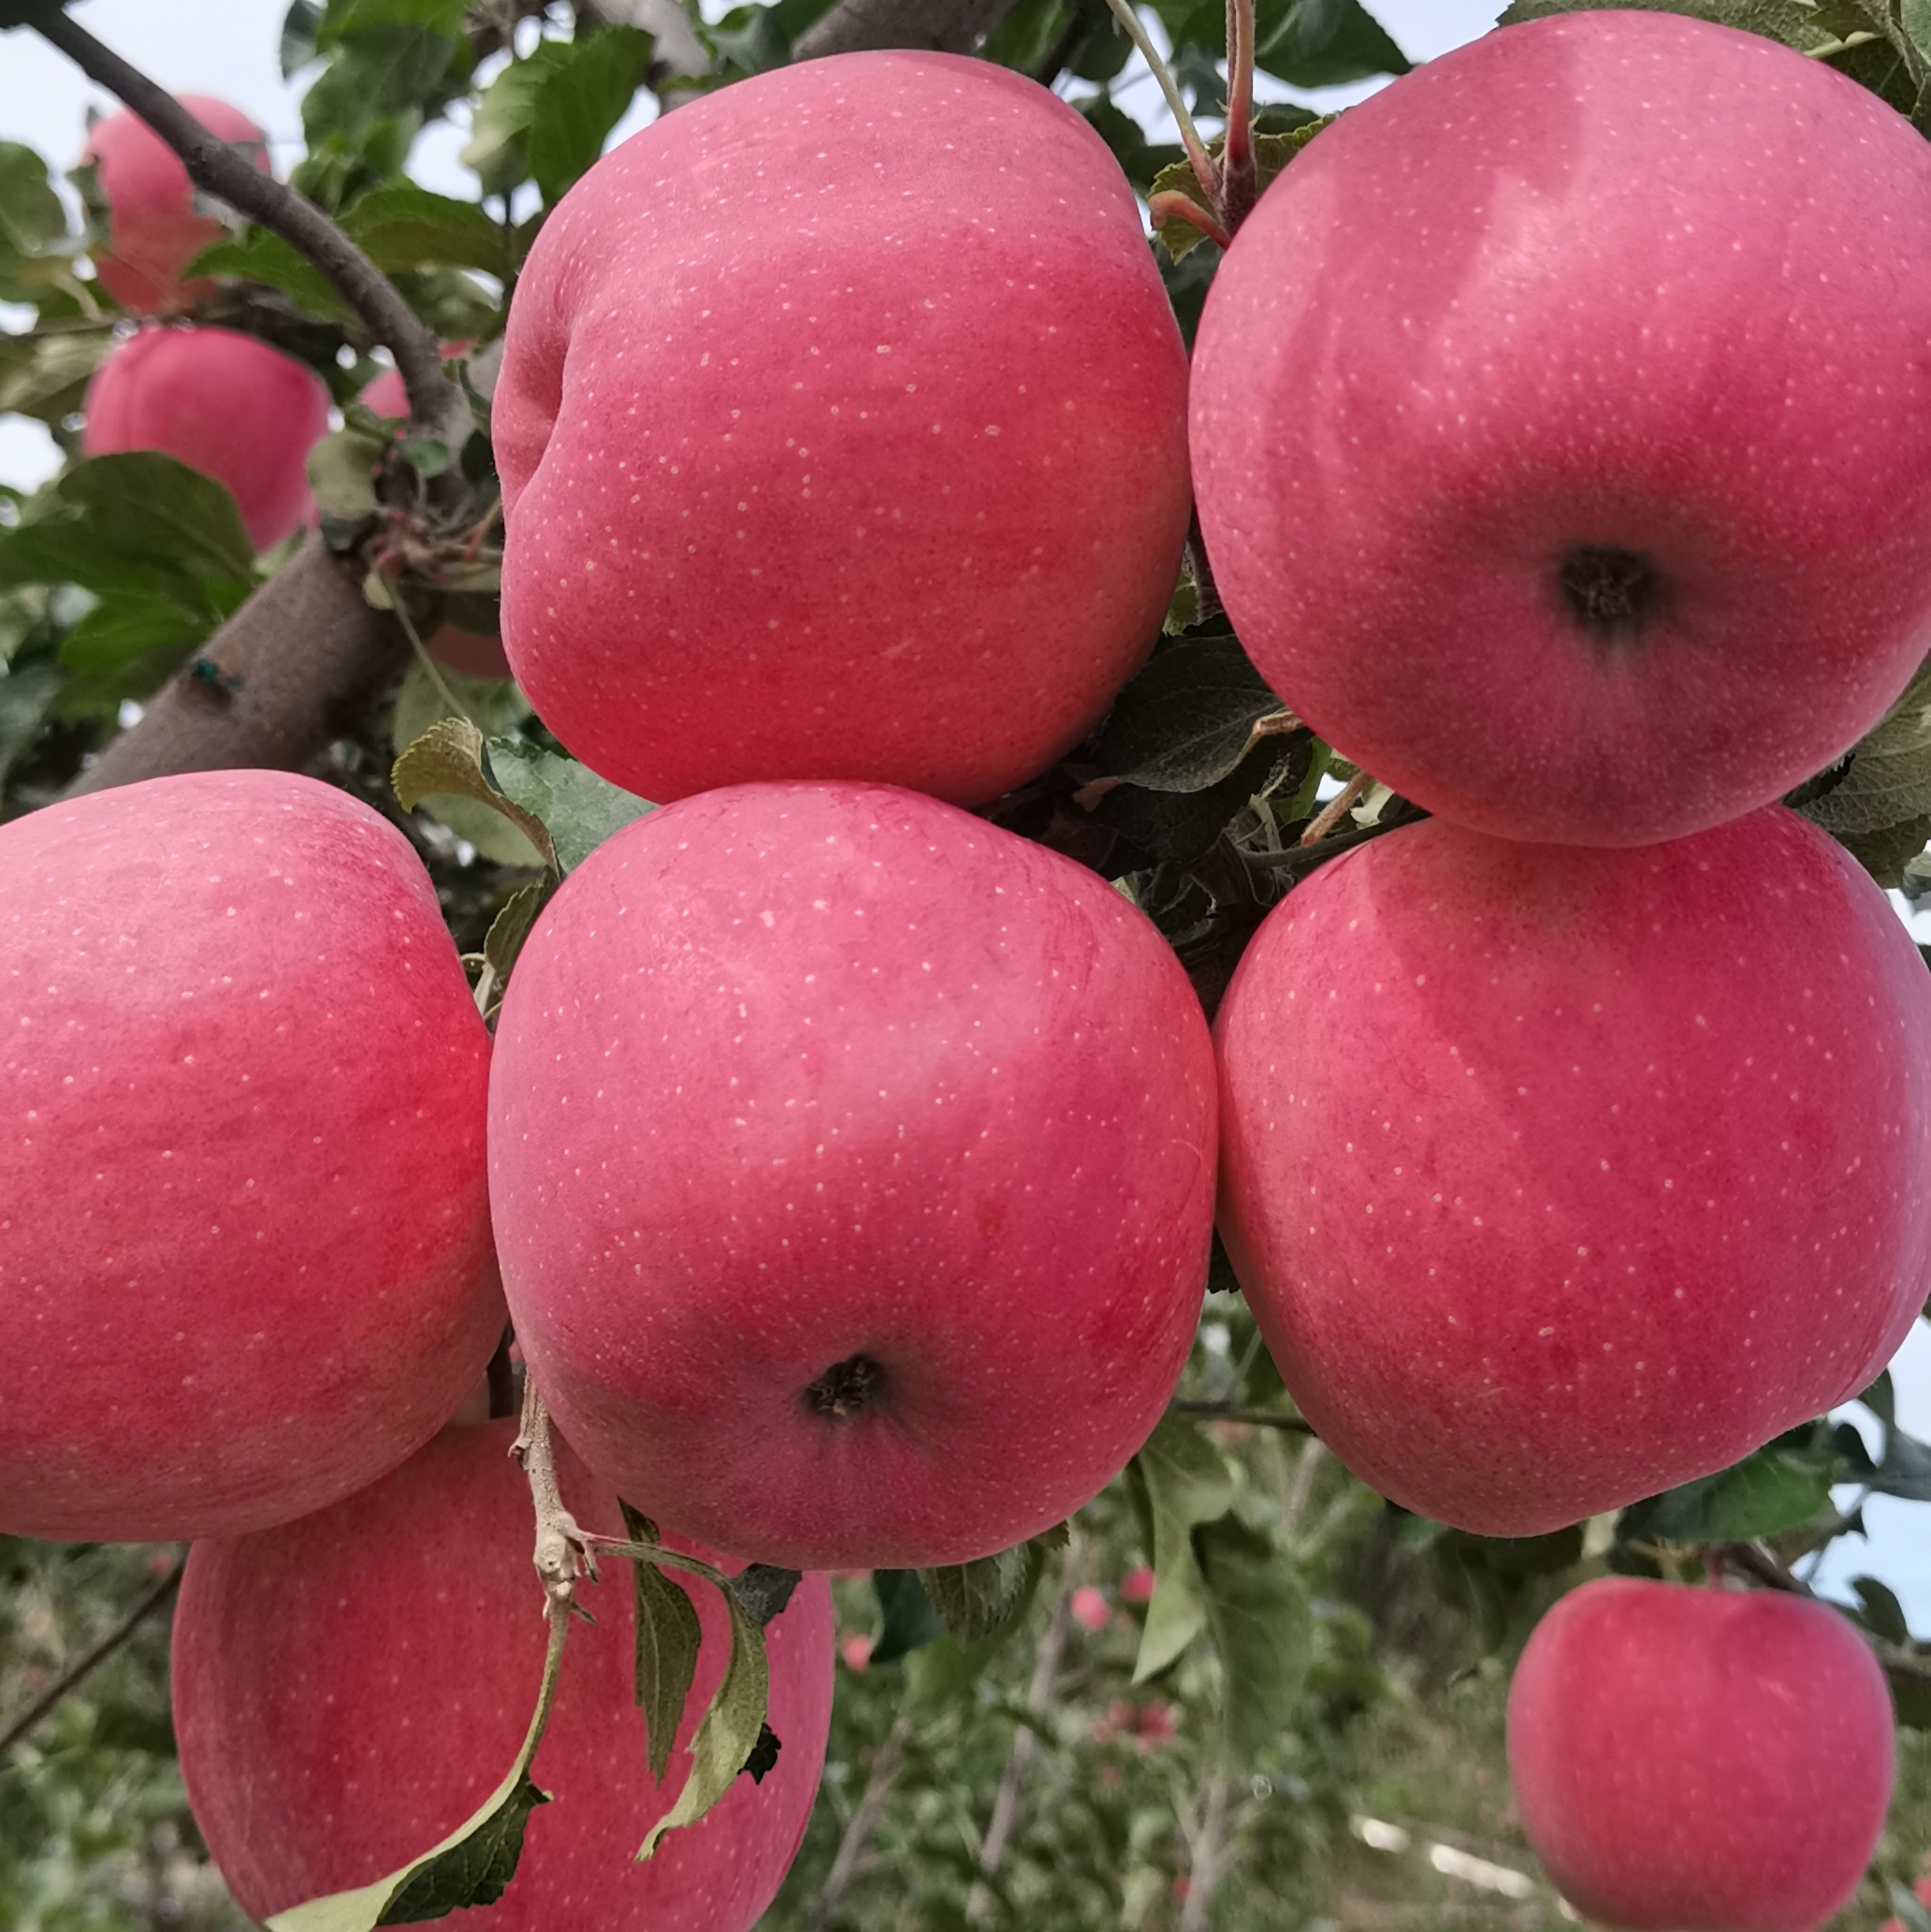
xmin=341 ymin=180 xmax=512 ymax=278
xmin=1889 ymin=1656 xmax=1931 ymax=1731
xmin=636 ymin=1577 xmax=769 ymax=1860
xmin=391 ymin=707 xmax=555 ymax=869
xmin=0 ymin=327 xmax=110 ymax=423
xmin=0 ymin=142 xmax=67 ymax=255
xmin=185 ymin=230 xmax=356 ymax=321
xmin=917 ymin=1530 xmax=1062 ymax=1645
xmin=1852 ymin=1576 xmax=1914 ymax=1647
xmin=318 ymin=0 xmax=472 ymax=45
xmin=1151 ymin=119 xmax=1328 ymax=261
xmin=58 ymin=595 xmax=209 ymax=678
xmin=283 ymin=0 xmax=326 ymax=76
xmin=981 ymin=0 xmax=1073 ymax=72
xmin=1252 ymin=0 xmax=1412 ymax=87
xmin=0 ymin=660 xmax=63 ymax=787
xmin=267 ymin=1605 xmax=569 ymax=1930
xmin=463 ymin=45 xmax=570 ymax=194
xmin=1129 ymin=1416 xmax=1235 ymax=1682
xmin=1618 ymin=1425 xmax=1840 ymax=1545
xmin=620 ymin=1502 xmax=703 ymax=1786
xmin=484 ymin=738 xmax=654 ymax=873
xmin=527 ymin=26 xmax=656 ymax=207
xmin=0 ymin=455 xmax=256 ymax=608
xmin=870 ymin=1569 xmax=946 ymax=1665
xmin=1195 ymin=1513 xmax=1311 ymax=1766
xmin=1796 ymin=659 xmax=1931 ymax=840
xmin=1096 ymin=734 xmax=1307 ymax=865
xmin=1091 ymin=632 xmax=1295 ymax=792
xmin=309 ymin=426 xmax=387 ymax=520
xmin=1074 ymin=95 xmax=1184 ymax=196
xmin=1869 ymin=1423 xmax=1931 ymax=1503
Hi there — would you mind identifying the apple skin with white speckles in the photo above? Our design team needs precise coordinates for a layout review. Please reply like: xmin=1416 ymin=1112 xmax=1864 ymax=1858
xmin=1191 ymin=10 xmax=1931 ymax=847
xmin=1506 ymin=1577 xmax=1894 ymax=1931
xmin=1213 ymin=807 xmax=1931 ymax=1536
xmin=0 ymin=770 xmax=502 ymax=1543
xmin=172 ymin=1419 xmax=834 ymax=1930
xmin=487 ymin=781 xmax=1217 ymax=1570
xmin=493 ymin=51 xmax=1192 ymax=809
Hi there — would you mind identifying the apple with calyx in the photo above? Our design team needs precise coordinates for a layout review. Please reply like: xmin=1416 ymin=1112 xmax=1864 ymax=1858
xmin=1214 ymin=806 xmax=1931 ymax=1536
xmin=0 ymin=769 xmax=502 ymax=1543
xmin=84 ymin=325 xmax=330 ymax=549
xmin=1191 ymin=9 xmax=1931 ymax=847
xmin=173 ymin=1419 xmax=835 ymax=1930
xmin=361 ymin=353 xmax=511 ymax=678
xmin=83 ymin=97 xmax=269 ymax=314
xmin=488 ymin=781 xmax=1218 ymax=1570
xmin=1508 ymin=1577 xmax=1894 ymax=1930
xmin=494 ymin=49 xmax=1191 ymax=808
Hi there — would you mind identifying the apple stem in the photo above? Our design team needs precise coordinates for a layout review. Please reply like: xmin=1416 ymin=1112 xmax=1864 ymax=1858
xmin=1099 ymin=0 xmax=1222 ymax=207
xmin=1299 ymin=770 xmax=1372 ymax=847
xmin=512 ymin=1379 xmax=600 ymax=1617
xmin=1148 ymin=191 xmax=1235 ymax=253
xmin=15 ymin=0 xmax=471 ymax=458
xmin=1220 ymin=0 xmax=1257 ymax=232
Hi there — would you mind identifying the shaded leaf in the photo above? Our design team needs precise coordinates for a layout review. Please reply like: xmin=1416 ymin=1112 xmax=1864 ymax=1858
xmin=1852 ymin=1576 xmax=1913 ymax=1647
xmin=1253 ymin=0 xmax=1412 ymax=86
xmin=1129 ymin=1416 xmax=1235 ymax=1682
xmin=871 ymin=1569 xmax=946 ymax=1666
xmin=637 ymin=1579 xmax=768 ymax=1859
xmin=1796 ymin=660 xmax=1931 ymax=839
xmin=0 ymin=660 xmax=63 ymax=786
xmin=620 ymin=1501 xmax=702 ymax=1786
xmin=918 ymin=1532 xmax=1059 ymax=1645
xmin=485 ymin=737 xmax=653 ymax=873
xmin=730 ymin=1566 xmax=802 ymax=1629
xmin=475 ymin=883 xmax=544 ymax=1017
xmin=308 ymin=426 xmax=386 ymax=519
xmin=1195 ymin=1513 xmax=1310 ymax=1765
xmin=741 ymin=1721 xmax=780 ymax=1783
xmin=1151 ymin=120 xmax=1328 ymax=261
xmin=1091 ymin=632 xmax=1293 ymax=792
xmin=1095 ymin=734 xmax=1306 ymax=865
xmin=1618 ymin=1426 xmax=1839 ymax=1545
xmin=0 ymin=327 xmax=109 ymax=423
xmin=1869 ymin=1423 xmax=1931 ymax=1503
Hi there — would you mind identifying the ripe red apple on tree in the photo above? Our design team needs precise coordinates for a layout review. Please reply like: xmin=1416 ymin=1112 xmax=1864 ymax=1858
xmin=1214 ymin=806 xmax=1931 ymax=1536
xmin=487 ymin=781 xmax=1219 ymax=1570
xmin=0 ymin=769 xmax=502 ymax=1543
xmin=1191 ymin=9 xmax=1931 ymax=847
xmin=172 ymin=1419 xmax=835 ymax=1930
xmin=83 ymin=324 xmax=330 ymax=548
xmin=493 ymin=50 xmax=1191 ymax=808
xmin=1507 ymin=1576 xmax=1895 ymax=1930
xmin=82 ymin=96 xmax=269 ymax=314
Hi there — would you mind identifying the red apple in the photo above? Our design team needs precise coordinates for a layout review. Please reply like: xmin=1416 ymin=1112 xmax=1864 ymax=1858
xmin=1191 ymin=10 xmax=1931 ymax=847
xmin=83 ymin=96 xmax=269 ymax=314
xmin=487 ymin=781 xmax=1218 ymax=1569
xmin=360 ymin=352 xmax=512 ymax=678
xmin=84 ymin=325 xmax=331 ymax=549
xmin=0 ymin=769 xmax=501 ymax=1542
xmin=1508 ymin=1577 xmax=1894 ymax=1930
xmin=1214 ymin=806 xmax=1931 ymax=1535
xmin=494 ymin=50 xmax=1191 ymax=808
xmin=173 ymin=1419 xmax=834 ymax=1930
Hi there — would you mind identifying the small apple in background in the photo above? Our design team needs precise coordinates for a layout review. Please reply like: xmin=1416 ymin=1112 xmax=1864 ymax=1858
xmin=1070 ymin=1587 xmax=1111 ymax=1633
xmin=173 ymin=1419 xmax=835 ymax=1931
xmin=83 ymin=325 xmax=331 ymax=549
xmin=494 ymin=49 xmax=1191 ymax=808
xmin=0 ymin=769 xmax=501 ymax=1543
xmin=1119 ymin=1566 xmax=1156 ymax=1605
xmin=360 ymin=350 xmax=511 ymax=679
xmin=1508 ymin=1577 xmax=1894 ymax=1930
xmin=488 ymin=781 xmax=1219 ymax=1571
xmin=1191 ymin=9 xmax=1931 ymax=847
xmin=1214 ymin=806 xmax=1931 ymax=1536
xmin=82 ymin=96 xmax=269 ymax=313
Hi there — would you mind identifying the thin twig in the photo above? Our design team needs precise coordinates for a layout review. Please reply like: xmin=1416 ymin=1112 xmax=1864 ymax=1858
xmin=0 ymin=1556 xmax=184 ymax=1757
xmin=1098 ymin=0 xmax=1220 ymax=204
xmin=1299 ymin=769 xmax=1371 ymax=846
xmin=1168 ymin=1399 xmax=1316 ymax=1435
xmin=1148 ymin=190 xmax=1232 ymax=253
xmin=968 ymin=1534 xmax=1087 ymax=1919
xmin=1220 ymin=0 xmax=1256 ymax=233
xmin=809 ymin=1713 xmax=913 ymax=1931
xmin=511 ymin=1379 xmax=597 ymax=1616
xmin=21 ymin=0 xmax=467 ymax=453
xmin=1178 ymin=1775 xmax=1230 ymax=1932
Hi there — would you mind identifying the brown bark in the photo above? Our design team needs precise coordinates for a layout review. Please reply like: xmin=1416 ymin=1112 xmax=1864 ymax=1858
xmin=65 ymin=542 xmax=405 ymax=797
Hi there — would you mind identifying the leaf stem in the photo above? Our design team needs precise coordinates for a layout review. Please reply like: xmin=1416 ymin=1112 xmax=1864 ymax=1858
xmin=1148 ymin=190 xmax=1233 ymax=252
xmin=1099 ymin=0 xmax=1221 ymax=205
xmin=18 ymin=0 xmax=469 ymax=453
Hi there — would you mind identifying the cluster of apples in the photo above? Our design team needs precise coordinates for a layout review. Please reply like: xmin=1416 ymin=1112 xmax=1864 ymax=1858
xmin=1191 ymin=12 xmax=1931 ymax=1928
xmin=8 ymin=10 xmax=1931 ymax=1925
